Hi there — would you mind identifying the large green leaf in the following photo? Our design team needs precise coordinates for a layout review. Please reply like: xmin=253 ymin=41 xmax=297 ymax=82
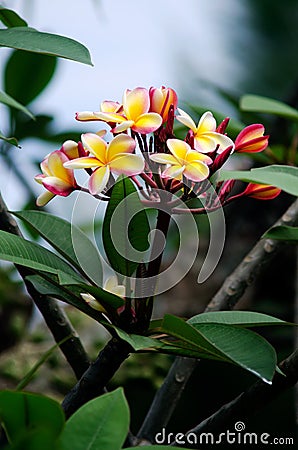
xmin=103 ymin=176 xmax=150 ymax=277
xmin=4 ymin=50 xmax=57 ymax=107
xmin=188 ymin=311 xmax=290 ymax=327
xmin=219 ymin=165 xmax=298 ymax=196
xmin=0 ymin=391 xmax=64 ymax=444
xmin=262 ymin=225 xmax=298 ymax=242
xmin=0 ymin=89 xmax=34 ymax=118
xmin=14 ymin=210 xmax=103 ymax=285
xmin=0 ymin=230 xmax=83 ymax=280
xmin=161 ymin=314 xmax=277 ymax=383
xmin=0 ymin=27 xmax=93 ymax=65
xmin=0 ymin=7 xmax=27 ymax=27
xmin=240 ymin=94 xmax=298 ymax=122
xmin=58 ymin=388 xmax=129 ymax=450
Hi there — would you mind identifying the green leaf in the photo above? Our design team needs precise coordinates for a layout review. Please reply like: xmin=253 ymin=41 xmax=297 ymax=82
xmin=0 ymin=230 xmax=83 ymax=280
xmin=0 ymin=7 xmax=27 ymax=27
xmin=13 ymin=210 xmax=103 ymax=285
xmin=114 ymin=328 xmax=163 ymax=351
xmin=161 ymin=314 xmax=230 ymax=360
xmin=188 ymin=311 xmax=290 ymax=327
xmin=162 ymin=314 xmax=277 ymax=383
xmin=0 ymin=27 xmax=93 ymax=65
xmin=0 ymin=89 xmax=34 ymax=118
xmin=240 ymin=94 xmax=298 ymax=122
xmin=4 ymin=50 xmax=57 ymax=107
xmin=262 ymin=225 xmax=298 ymax=242
xmin=58 ymin=388 xmax=129 ymax=450
xmin=0 ymin=391 xmax=64 ymax=444
xmin=103 ymin=176 xmax=150 ymax=277
xmin=0 ymin=130 xmax=18 ymax=146
xmin=219 ymin=165 xmax=298 ymax=196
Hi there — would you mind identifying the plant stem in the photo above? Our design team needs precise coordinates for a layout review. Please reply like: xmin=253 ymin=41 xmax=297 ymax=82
xmin=62 ymin=337 xmax=132 ymax=418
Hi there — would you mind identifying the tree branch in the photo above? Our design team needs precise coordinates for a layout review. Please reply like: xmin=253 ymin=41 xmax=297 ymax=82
xmin=171 ymin=348 xmax=298 ymax=447
xmin=137 ymin=198 xmax=298 ymax=444
xmin=62 ymin=337 xmax=132 ymax=418
xmin=0 ymin=193 xmax=90 ymax=380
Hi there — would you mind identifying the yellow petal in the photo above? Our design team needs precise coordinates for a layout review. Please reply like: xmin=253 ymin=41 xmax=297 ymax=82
xmin=112 ymin=120 xmax=135 ymax=133
xmin=64 ymin=156 xmax=101 ymax=169
xmin=196 ymin=111 xmax=216 ymax=133
xmin=81 ymin=133 xmax=107 ymax=163
xmin=123 ymin=87 xmax=149 ymax=121
xmin=162 ymin=165 xmax=185 ymax=180
xmin=110 ymin=154 xmax=144 ymax=175
xmin=133 ymin=113 xmax=162 ymax=133
xmin=184 ymin=161 xmax=209 ymax=181
xmin=36 ymin=191 xmax=55 ymax=207
xmin=47 ymin=151 xmax=69 ymax=179
xmin=107 ymin=134 xmax=136 ymax=160
xmin=186 ymin=150 xmax=213 ymax=165
xmin=89 ymin=165 xmax=110 ymax=195
xmin=150 ymin=153 xmax=178 ymax=165
xmin=93 ymin=111 xmax=126 ymax=123
xmin=176 ymin=108 xmax=197 ymax=132
xmin=203 ymin=132 xmax=234 ymax=154
xmin=167 ymin=139 xmax=190 ymax=163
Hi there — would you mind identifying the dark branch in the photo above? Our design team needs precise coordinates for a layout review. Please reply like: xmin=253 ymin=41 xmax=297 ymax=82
xmin=62 ymin=338 xmax=132 ymax=418
xmin=171 ymin=348 xmax=298 ymax=447
xmin=0 ymin=193 xmax=90 ymax=379
xmin=137 ymin=198 xmax=298 ymax=443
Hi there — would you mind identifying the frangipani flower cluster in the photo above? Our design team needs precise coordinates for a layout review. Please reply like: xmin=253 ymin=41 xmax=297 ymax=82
xmin=35 ymin=85 xmax=280 ymax=208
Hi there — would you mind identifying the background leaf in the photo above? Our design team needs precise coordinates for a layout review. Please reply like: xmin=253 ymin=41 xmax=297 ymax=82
xmin=0 ymin=7 xmax=27 ymax=27
xmin=103 ymin=176 xmax=150 ymax=277
xmin=219 ymin=165 xmax=298 ymax=196
xmin=0 ymin=391 xmax=64 ymax=444
xmin=0 ymin=27 xmax=93 ymax=65
xmin=262 ymin=225 xmax=298 ymax=242
xmin=0 ymin=89 xmax=34 ymax=118
xmin=240 ymin=94 xmax=298 ymax=122
xmin=4 ymin=50 xmax=57 ymax=107
xmin=188 ymin=311 xmax=290 ymax=327
xmin=14 ymin=210 xmax=103 ymax=285
xmin=58 ymin=388 xmax=129 ymax=450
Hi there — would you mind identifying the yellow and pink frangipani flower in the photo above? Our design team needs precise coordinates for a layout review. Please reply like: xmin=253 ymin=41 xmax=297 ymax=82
xmin=243 ymin=183 xmax=281 ymax=200
xmin=176 ymin=109 xmax=234 ymax=154
xmin=149 ymin=86 xmax=178 ymax=123
xmin=235 ymin=124 xmax=269 ymax=153
xmin=64 ymin=133 xmax=144 ymax=195
xmin=76 ymin=87 xmax=162 ymax=134
xmin=150 ymin=138 xmax=213 ymax=182
xmin=76 ymin=100 xmax=123 ymax=122
xmin=35 ymin=150 xmax=77 ymax=206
